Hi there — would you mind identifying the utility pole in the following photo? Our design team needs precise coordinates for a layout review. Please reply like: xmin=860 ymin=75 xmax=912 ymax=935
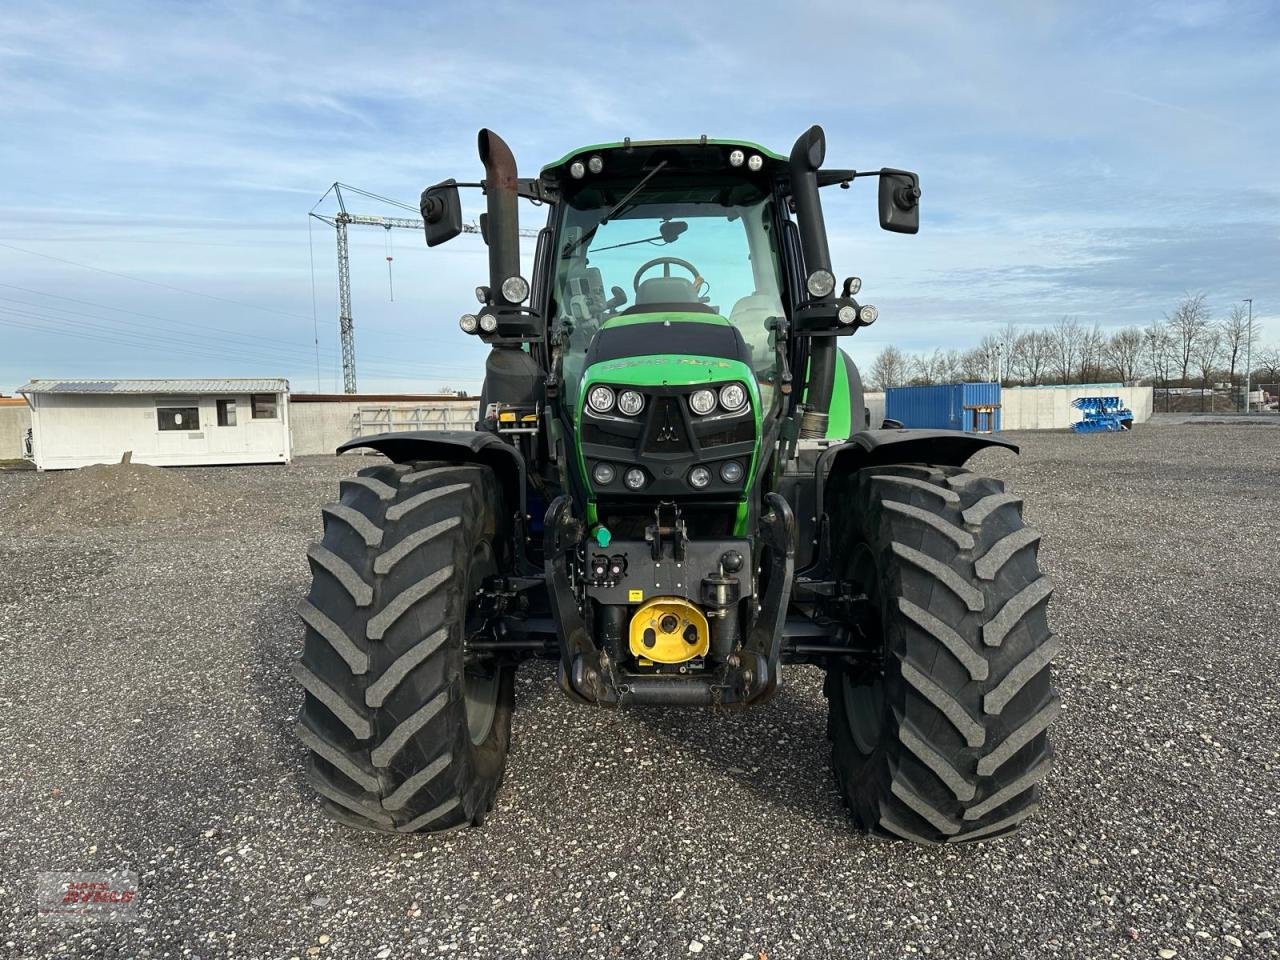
xmin=1243 ymin=298 xmax=1253 ymax=413
xmin=311 ymin=182 xmax=538 ymax=394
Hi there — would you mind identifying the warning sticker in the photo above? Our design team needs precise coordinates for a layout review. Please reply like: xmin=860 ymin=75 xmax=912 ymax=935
xmin=627 ymin=589 xmax=644 ymax=602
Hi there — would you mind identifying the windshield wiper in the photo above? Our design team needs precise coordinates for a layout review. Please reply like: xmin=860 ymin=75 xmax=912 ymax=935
xmin=561 ymin=160 xmax=669 ymax=258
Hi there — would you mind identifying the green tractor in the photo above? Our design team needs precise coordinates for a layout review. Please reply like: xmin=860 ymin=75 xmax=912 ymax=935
xmin=292 ymin=126 xmax=1058 ymax=845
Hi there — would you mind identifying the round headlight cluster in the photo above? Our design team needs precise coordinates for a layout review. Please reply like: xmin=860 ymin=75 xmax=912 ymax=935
xmin=458 ymin=313 xmax=478 ymax=334
xmin=720 ymin=461 xmax=744 ymax=483
xmin=728 ymin=148 xmax=745 ymax=167
xmin=617 ymin=390 xmax=644 ymax=416
xmin=688 ymin=466 xmax=712 ymax=489
xmin=587 ymin=155 xmax=603 ymax=174
xmin=689 ymin=388 xmax=717 ymax=415
xmin=746 ymin=153 xmax=764 ymax=172
xmin=569 ymin=160 xmax=586 ymax=179
xmin=592 ymin=462 xmax=615 ymax=485
xmin=837 ymin=304 xmax=858 ymax=325
xmin=501 ymin=275 xmax=529 ymax=303
xmin=587 ymin=385 xmax=615 ymax=413
xmin=859 ymin=304 xmax=878 ymax=325
xmin=479 ymin=313 xmax=498 ymax=333
xmin=806 ymin=269 xmax=836 ymax=299
xmin=623 ymin=468 xmax=646 ymax=490
xmin=719 ymin=383 xmax=747 ymax=412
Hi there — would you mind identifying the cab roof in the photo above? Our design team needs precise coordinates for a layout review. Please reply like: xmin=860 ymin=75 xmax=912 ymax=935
xmin=540 ymin=138 xmax=786 ymax=178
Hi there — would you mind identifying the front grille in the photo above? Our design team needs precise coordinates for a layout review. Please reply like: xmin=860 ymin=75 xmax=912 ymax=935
xmin=695 ymin=419 xmax=754 ymax=447
xmin=642 ymin=396 xmax=693 ymax=455
xmin=582 ymin=424 xmax=634 ymax=448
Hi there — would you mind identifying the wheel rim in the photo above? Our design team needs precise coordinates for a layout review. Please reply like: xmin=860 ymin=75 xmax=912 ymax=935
xmin=843 ymin=543 xmax=885 ymax=755
xmin=463 ymin=542 xmax=500 ymax=747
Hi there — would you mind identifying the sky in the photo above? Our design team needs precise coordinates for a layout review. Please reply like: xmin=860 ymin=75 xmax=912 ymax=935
xmin=1 ymin=0 xmax=1277 ymax=393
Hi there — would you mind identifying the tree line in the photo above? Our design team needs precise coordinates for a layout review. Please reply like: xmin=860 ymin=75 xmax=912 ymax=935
xmin=868 ymin=294 xmax=1279 ymax=400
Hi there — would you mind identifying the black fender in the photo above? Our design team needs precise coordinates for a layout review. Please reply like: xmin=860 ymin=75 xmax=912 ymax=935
xmin=337 ymin=430 xmax=527 ymax=537
xmin=814 ymin=428 xmax=1018 ymax=536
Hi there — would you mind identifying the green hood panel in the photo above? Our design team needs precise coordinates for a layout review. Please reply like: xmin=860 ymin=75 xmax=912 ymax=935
xmin=584 ymin=354 xmax=754 ymax=391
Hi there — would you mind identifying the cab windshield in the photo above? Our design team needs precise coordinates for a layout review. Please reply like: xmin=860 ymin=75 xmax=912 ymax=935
xmin=552 ymin=181 xmax=787 ymax=399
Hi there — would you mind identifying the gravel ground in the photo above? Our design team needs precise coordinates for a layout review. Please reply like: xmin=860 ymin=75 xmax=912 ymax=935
xmin=1 ymin=425 xmax=1278 ymax=960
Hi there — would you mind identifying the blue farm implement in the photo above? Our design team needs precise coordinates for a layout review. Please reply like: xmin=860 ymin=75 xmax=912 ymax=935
xmin=1071 ymin=396 xmax=1134 ymax=433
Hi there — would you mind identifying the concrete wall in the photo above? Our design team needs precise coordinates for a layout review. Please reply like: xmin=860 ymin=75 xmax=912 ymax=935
xmin=1000 ymin=385 xmax=1153 ymax=430
xmin=0 ymin=403 xmax=31 ymax=459
xmin=290 ymin=400 xmax=480 ymax=455
xmin=863 ymin=386 xmax=1152 ymax=431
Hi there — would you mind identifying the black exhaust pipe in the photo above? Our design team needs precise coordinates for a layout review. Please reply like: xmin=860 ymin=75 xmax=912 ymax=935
xmin=477 ymin=129 xmax=520 ymax=298
xmin=790 ymin=125 xmax=836 ymax=439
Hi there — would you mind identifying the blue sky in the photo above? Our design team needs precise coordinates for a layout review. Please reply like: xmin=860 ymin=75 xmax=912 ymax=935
xmin=1 ymin=0 xmax=1277 ymax=393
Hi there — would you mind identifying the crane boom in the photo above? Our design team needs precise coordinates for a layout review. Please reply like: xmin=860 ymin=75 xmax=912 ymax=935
xmin=311 ymin=183 xmax=540 ymax=393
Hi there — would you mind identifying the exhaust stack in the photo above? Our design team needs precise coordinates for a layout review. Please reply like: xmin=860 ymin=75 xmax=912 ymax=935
xmin=477 ymin=129 xmax=521 ymax=297
xmin=789 ymin=125 xmax=836 ymax=439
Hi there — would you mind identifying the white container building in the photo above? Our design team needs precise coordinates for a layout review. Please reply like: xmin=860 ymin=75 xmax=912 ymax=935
xmin=19 ymin=378 xmax=291 ymax=470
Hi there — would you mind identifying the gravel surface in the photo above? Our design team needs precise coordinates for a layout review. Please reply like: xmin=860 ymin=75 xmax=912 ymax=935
xmin=1 ymin=426 xmax=1277 ymax=960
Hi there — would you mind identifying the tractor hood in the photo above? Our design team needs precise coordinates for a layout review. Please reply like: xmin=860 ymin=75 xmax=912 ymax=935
xmin=583 ymin=312 xmax=754 ymax=376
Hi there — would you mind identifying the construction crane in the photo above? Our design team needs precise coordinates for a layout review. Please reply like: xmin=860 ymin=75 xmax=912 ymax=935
xmin=311 ymin=182 xmax=539 ymax=394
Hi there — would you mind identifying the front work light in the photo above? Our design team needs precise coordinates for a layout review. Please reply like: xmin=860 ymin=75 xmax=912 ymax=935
xmin=837 ymin=304 xmax=858 ymax=325
xmin=479 ymin=314 xmax=498 ymax=333
xmin=747 ymin=153 xmax=764 ymax=172
xmin=569 ymin=160 xmax=586 ymax=179
xmin=859 ymin=305 xmax=878 ymax=325
xmin=501 ymin=276 xmax=529 ymax=303
xmin=728 ymin=149 xmax=745 ymax=167
xmin=587 ymin=155 xmax=604 ymax=174
xmin=459 ymin=314 xmax=479 ymax=334
xmin=806 ymin=269 xmax=835 ymax=298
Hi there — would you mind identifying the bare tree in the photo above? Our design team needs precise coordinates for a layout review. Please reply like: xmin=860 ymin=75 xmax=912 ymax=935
xmin=869 ymin=345 xmax=909 ymax=390
xmin=1193 ymin=326 xmax=1223 ymax=411
xmin=1143 ymin=322 xmax=1175 ymax=410
xmin=1013 ymin=329 xmax=1052 ymax=385
xmin=908 ymin=349 xmax=949 ymax=386
xmin=1105 ymin=327 xmax=1144 ymax=383
xmin=974 ymin=334 xmax=1002 ymax=382
xmin=998 ymin=321 xmax=1020 ymax=384
xmin=1218 ymin=304 xmax=1255 ymax=406
xmin=1166 ymin=293 xmax=1210 ymax=386
xmin=1077 ymin=323 xmax=1107 ymax=382
xmin=959 ymin=348 xmax=988 ymax=382
xmin=1049 ymin=316 xmax=1083 ymax=384
xmin=1252 ymin=346 xmax=1280 ymax=383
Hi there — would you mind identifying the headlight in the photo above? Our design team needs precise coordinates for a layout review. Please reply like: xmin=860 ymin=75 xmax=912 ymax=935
xmin=728 ymin=149 xmax=745 ymax=167
xmin=688 ymin=466 xmax=711 ymax=488
xmin=806 ymin=269 xmax=835 ymax=298
xmin=689 ymin=389 xmax=717 ymax=415
xmin=592 ymin=462 xmax=615 ymax=485
xmin=720 ymin=461 xmax=744 ymax=483
xmin=617 ymin=390 xmax=644 ymax=416
xmin=843 ymin=276 xmax=861 ymax=296
xmin=859 ymin=304 xmax=878 ymax=325
xmin=458 ymin=314 xmax=479 ymax=334
xmin=587 ymin=385 xmax=615 ymax=413
xmin=474 ymin=286 xmax=489 ymax=304
xmin=587 ymin=155 xmax=603 ymax=174
xmin=501 ymin=276 xmax=529 ymax=303
xmin=837 ymin=304 xmax=858 ymax=325
xmin=569 ymin=160 xmax=585 ymax=179
xmin=479 ymin=313 xmax=498 ymax=333
xmin=623 ymin=468 xmax=646 ymax=490
xmin=718 ymin=382 xmax=747 ymax=412
xmin=747 ymin=153 xmax=764 ymax=172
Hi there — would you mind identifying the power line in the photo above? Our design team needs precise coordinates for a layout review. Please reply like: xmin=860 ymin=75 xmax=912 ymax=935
xmin=0 ymin=239 xmax=317 ymax=324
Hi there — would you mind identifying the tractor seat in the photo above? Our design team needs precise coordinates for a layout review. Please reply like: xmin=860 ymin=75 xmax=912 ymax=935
xmin=636 ymin=276 xmax=698 ymax=305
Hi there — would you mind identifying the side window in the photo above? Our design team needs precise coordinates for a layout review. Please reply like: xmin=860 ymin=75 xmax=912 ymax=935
xmin=216 ymin=399 xmax=237 ymax=426
xmin=157 ymin=406 xmax=199 ymax=431
xmin=250 ymin=394 xmax=277 ymax=419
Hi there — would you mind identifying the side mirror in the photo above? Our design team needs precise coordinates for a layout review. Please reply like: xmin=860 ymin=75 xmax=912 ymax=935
xmin=420 ymin=179 xmax=463 ymax=247
xmin=878 ymin=169 xmax=920 ymax=234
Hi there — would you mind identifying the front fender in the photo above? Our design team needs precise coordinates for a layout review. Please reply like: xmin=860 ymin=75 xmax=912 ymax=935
xmin=815 ymin=428 xmax=1017 ymax=521
xmin=337 ymin=430 xmax=527 ymax=523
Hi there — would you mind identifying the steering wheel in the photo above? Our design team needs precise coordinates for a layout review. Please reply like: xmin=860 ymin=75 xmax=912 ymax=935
xmin=632 ymin=257 xmax=707 ymax=298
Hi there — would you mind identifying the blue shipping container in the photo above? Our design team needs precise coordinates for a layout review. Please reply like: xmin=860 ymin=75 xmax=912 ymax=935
xmin=885 ymin=383 xmax=1002 ymax=432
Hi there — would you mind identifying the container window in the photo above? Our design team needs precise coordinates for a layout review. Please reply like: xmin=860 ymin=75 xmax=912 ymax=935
xmin=157 ymin=407 xmax=200 ymax=431
xmin=251 ymin=394 xmax=277 ymax=419
xmin=216 ymin=399 xmax=237 ymax=426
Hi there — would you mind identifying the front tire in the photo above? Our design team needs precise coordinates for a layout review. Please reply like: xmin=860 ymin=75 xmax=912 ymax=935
xmin=292 ymin=461 xmax=514 ymax=833
xmin=825 ymin=464 xmax=1059 ymax=844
